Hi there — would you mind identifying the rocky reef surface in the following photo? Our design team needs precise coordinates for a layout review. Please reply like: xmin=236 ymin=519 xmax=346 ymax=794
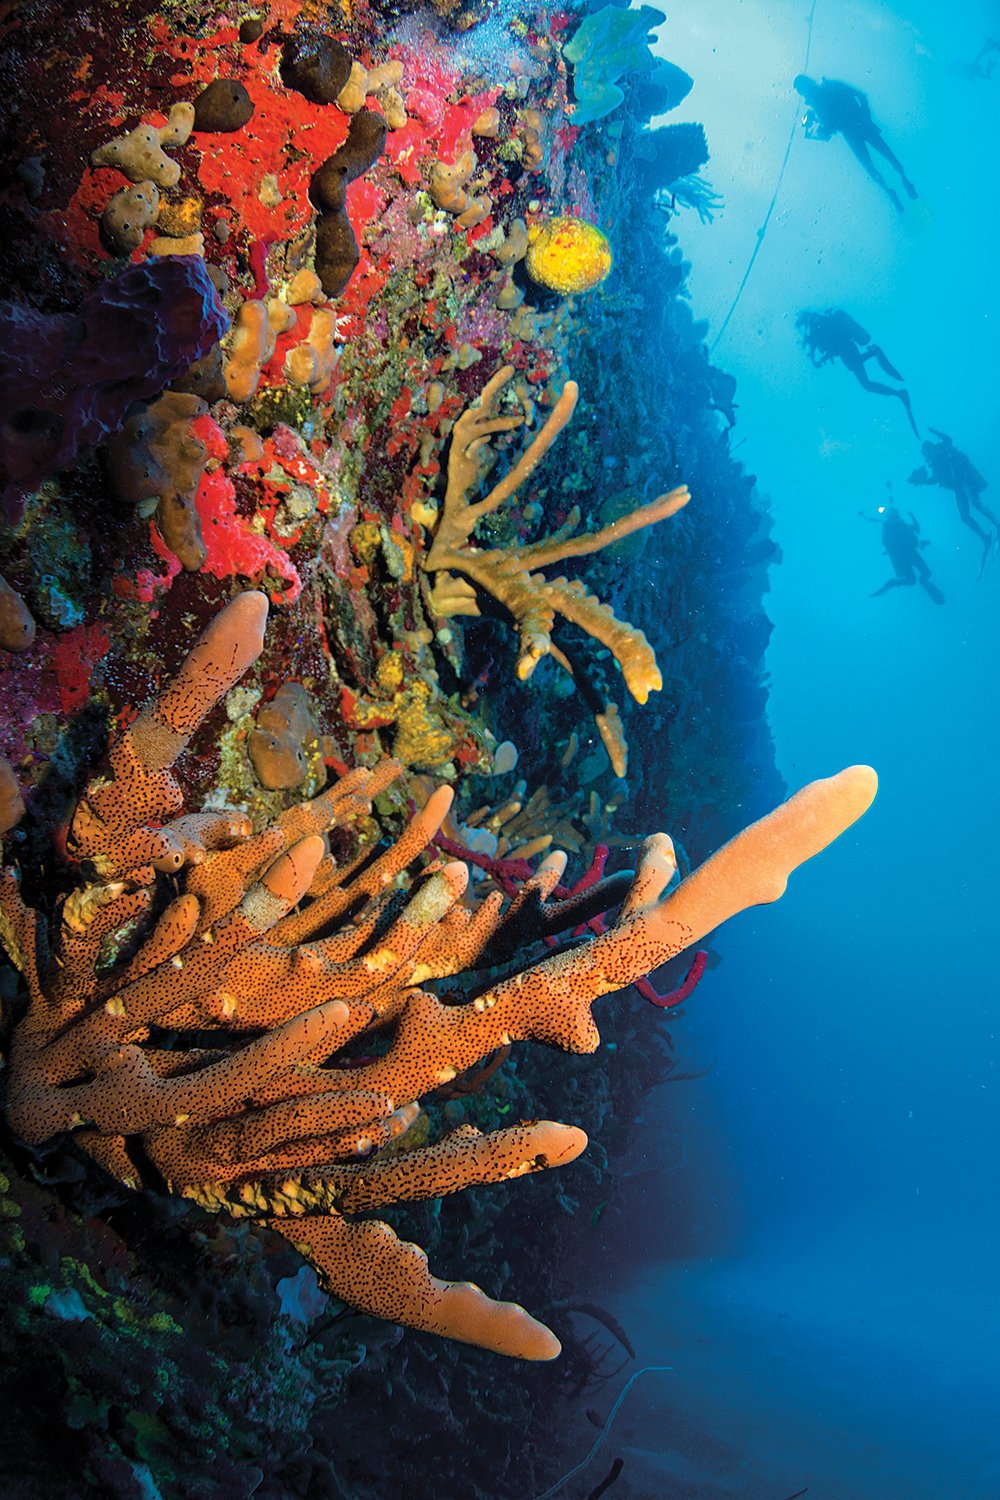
xmin=0 ymin=1 xmax=792 ymax=1495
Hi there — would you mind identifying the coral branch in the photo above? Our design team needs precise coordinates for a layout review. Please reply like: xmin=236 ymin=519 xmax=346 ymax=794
xmin=421 ymin=367 xmax=690 ymax=771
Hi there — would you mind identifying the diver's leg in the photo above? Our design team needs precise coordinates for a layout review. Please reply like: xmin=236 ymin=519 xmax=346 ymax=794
xmin=970 ymin=493 xmax=1000 ymax=529
xmin=871 ymin=577 xmax=907 ymax=595
xmin=955 ymin=493 xmax=991 ymax=545
xmin=862 ymin=345 xmax=904 ymax=380
xmin=872 ymin=560 xmax=915 ymax=593
xmin=896 ymin=388 xmax=920 ymax=438
xmin=914 ymin=550 xmax=946 ymax=601
xmin=867 ymin=129 xmax=918 ymax=197
xmin=956 ymin=492 xmax=994 ymax=577
xmin=846 ymin=138 xmax=903 ymax=210
xmin=852 ymin=371 xmax=901 ymax=397
xmin=853 ymin=371 xmax=920 ymax=435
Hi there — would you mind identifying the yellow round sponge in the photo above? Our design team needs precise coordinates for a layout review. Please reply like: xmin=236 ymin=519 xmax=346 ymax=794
xmin=525 ymin=216 xmax=612 ymax=295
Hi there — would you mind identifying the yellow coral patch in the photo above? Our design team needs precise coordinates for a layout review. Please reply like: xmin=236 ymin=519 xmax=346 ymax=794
xmin=526 ymin=216 xmax=612 ymax=295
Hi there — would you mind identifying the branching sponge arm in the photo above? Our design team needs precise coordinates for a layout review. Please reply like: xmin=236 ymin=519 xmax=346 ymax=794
xmin=339 ymin=766 xmax=879 ymax=1104
xmin=649 ymin=765 xmax=879 ymax=938
xmin=268 ymin=1214 xmax=567 ymax=1359
xmin=421 ymin=370 xmax=691 ymax=770
xmin=0 ymin=590 xmax=878 ymax=1362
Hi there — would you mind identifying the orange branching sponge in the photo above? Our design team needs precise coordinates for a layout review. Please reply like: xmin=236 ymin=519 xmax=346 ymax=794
xmin=422 ymin=365 xmax=690 ymax=774
xmin=0 ymin=593 xmax=877 ymax=1358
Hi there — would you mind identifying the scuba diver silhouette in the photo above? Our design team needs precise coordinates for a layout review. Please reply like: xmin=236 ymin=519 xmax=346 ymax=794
xmin=794 ymin=75 xmax=919 ymax=211
xmin=870 ymin=503 xmax=944 ymax=604
xmin=796 ymin=308 xmax=919 ymax=436
xmin=909 ymin=429 xmax=999 ymax=572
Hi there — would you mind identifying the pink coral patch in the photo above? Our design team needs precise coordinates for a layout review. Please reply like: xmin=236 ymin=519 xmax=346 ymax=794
xmin=53 ymin=624 xmax=112 ymax=712
xmin=195 ymin=469 xmax=301 ymax=602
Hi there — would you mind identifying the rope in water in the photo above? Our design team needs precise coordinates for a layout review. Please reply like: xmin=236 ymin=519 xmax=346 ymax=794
xmin=533 ymin=1364 xmax=675 ymax=1500
xmin=710 ymin=0 xmax=820 ymax=354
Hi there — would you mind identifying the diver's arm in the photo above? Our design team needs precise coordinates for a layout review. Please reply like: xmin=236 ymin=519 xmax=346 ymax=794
xmin=908 ymin=467 xmax=931 ymax=487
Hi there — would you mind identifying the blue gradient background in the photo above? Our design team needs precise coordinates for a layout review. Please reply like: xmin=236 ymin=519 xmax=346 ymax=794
xmin=586 ymin=4 xmax=1000 ymax=1494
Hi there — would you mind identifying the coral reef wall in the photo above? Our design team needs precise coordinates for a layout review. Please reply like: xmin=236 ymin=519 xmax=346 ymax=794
xmin=0 ymin=0 xmax=777 ymax=852
xmin=0 ymin=0 xmax=782 ymax=1495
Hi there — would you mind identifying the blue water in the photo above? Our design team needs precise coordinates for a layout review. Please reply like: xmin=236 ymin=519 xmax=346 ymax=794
xmin=570 ymin=3 xmax=1000 ymax=1495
